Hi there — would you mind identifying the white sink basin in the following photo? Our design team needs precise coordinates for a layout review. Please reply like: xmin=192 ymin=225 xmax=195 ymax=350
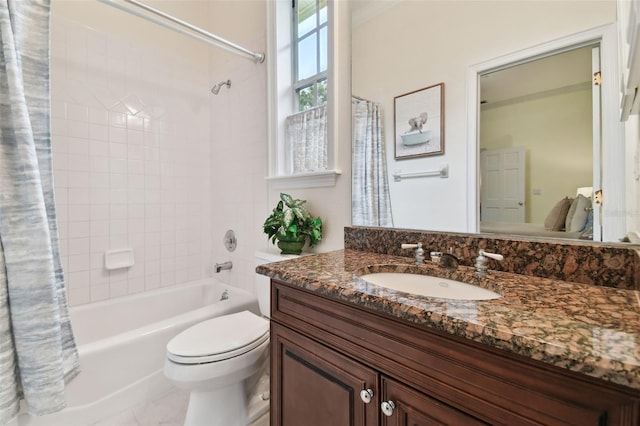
xmin=359 ymin=273 xmax=501 ymax=301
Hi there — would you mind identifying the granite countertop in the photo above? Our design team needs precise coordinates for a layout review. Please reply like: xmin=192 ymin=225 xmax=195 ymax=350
xmin=256 ymin=249 xmax=640 ymax=390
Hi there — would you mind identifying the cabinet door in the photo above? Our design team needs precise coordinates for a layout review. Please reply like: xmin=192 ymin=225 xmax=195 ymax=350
xmin=271 ymin=323 xmax=379 ymax=426
xmin=380 ymin=376 xmax=488 ymax=426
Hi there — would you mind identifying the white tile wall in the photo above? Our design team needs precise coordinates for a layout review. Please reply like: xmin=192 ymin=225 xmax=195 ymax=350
xmin=208 ymin=36 xmax=269 ymax=295
xmin=52 ymin=16 xmax=212 ymax=306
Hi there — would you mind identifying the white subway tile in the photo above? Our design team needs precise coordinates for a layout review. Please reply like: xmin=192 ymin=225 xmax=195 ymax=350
xmin=90 ymin=236 xmax=110 ymax=253
xmin=68 ymin=254 xmax=91 ymax=272
xmin=145 ymin=245 xmax=161 ymax=261
xmin=51 ymin=118 xmax=67 ymax=136
xmin=52 ymin=136 xmax=67 ymax=154
xmin=109 ymin=188 xmax=128 ymax=204
xmin=90 ymin=284 xmax=110 ymax=302
xmin=109 ymin=173 xmax=127 ymax=189
xmin=68 ymin=270 xmax=91 ymax=288
xmin=110 ymin=204 xmax=127 ymax=219
xmin=67 ymin=154 xmax=90 ymax=172
xmin=68 ymin=187 xmax=91 ymax=205
xmin=67 ymin=104 xmax=88 ymax=121
xmin=68 ymin=287 xmax=91 ymax=306
xmin=109 ymin=158 xmax=128 ymax=174
xmin=89 ymin=124 xmax=109 ymax=142
xmin=90 ymin=253 xmax=104 ymax=270
xmin=127 ymin=115 xmax=144 ymax=131
xmin=109 ymin=233 xmax=128 ymax=249
xmin=54 ymin=170 xmax=68 ymax=188
xmin=90 ymin=172 xmax=109 ymax=188
xmin=109 ymin=128 xmax=127 ymax=144
xmin=128 ymin=173 xmax=145 ymax=188
xmin=68 ymin=204 xmax=91 ymax=222
xmin=109 ymin=112 xmax=127 ymax=128
xmin=145 ymin=275 xmax=160 ymax=291
xmin=90 ymin=188 xmax=110 ymax=205
xmin=90 ymin=204 xmax=109 ymax=221
xmin=90 ymin=268 xmax=109 ymax=286
xmin=110 ymin=280 xmax=128 ymax=298
xmin=89 ymin=107 xmax=109 ymax=125
xmin=68 ymin=171 xmax=90 ymax=188
xmin=128 ymin=277 xmax=145 ymax=294
xmin=90 ymin=221 xmax=109 ymax=237
xmin=67 ymin=120 xmax=89 ymax=139
xmin=109 ymin=142 xmax=127 ymax=158
xmin=68 ymin=221 xmax=90 ymax=239
xmin=160 ymin=271 xmax=175 ymax=287
xmin=109 ymin=219 xmax=128 ymax=236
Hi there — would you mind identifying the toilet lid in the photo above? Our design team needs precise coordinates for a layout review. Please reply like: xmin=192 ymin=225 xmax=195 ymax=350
xmin=167 ymin=310 xmax=269 ymax=364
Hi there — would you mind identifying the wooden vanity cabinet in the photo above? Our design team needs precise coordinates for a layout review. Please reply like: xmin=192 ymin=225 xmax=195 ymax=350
xmin=270 ymin=279 xmax=640 ymax=426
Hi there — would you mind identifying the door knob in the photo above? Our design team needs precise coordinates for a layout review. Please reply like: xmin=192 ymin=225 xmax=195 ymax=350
xmin=381 ymin=400 xmax=395 ymax=416
xmin=518 ymin=202 xmax=523 ymax=206
xmin=359 ymin=388 xmax=374 ymax=404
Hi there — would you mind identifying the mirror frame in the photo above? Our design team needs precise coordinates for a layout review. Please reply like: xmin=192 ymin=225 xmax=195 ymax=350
xmin=466 ymin=23 xmax=626 ymax=242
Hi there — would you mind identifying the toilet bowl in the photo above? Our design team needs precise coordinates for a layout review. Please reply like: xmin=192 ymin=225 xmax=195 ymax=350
xmin=163 ymin=250 xmax=295 ymax=426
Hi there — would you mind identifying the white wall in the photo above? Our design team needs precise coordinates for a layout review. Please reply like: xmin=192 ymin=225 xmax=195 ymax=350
xmin=352 ymin=0 xmax=616 ymax=232
xmin=51 ymin=0 xmax=211 ymax=306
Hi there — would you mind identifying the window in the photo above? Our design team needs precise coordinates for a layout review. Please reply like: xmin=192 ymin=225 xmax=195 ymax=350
xmin=267 ymin=0 xmax=344 ymax=188
xmin=293 ymin=0 xmax=328 ymax=111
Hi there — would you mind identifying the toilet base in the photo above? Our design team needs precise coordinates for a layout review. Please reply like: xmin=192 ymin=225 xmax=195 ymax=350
xmin=185 ymin=383 xmax=246 ymax=426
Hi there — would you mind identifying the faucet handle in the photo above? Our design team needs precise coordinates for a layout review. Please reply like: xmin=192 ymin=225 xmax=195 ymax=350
xmin=479 ymin=249 xmax=504 ymax=261
xmin=401 ymin=243 xmax=422 ymax=250
xmin=401 ymin=243 xmax=424 ymax=265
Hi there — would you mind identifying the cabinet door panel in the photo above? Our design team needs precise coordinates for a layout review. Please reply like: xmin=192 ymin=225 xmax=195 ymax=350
xmin=271 ymin=323 xmax=379 ymax=426
xmin=381 ymin=376 xmax=488 ymax=426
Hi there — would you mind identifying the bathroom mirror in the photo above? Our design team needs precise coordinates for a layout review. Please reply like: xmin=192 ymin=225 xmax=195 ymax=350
xmin=351 ymin=0 xmax=633 ymax=243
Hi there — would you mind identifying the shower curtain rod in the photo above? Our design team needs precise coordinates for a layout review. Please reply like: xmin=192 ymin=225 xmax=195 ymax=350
xmin=96 ymin=0 xmax=265 ymax=63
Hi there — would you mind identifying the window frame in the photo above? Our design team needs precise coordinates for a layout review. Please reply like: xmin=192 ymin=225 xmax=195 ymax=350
xmin=267 ymin=0 xmax=348 ymax=188
xmin=292 ymin=0 xmax=328 ymax=111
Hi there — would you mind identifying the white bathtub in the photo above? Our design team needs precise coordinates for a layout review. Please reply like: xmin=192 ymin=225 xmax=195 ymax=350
xmin=17 ymin=279 xmax=260 ymax=426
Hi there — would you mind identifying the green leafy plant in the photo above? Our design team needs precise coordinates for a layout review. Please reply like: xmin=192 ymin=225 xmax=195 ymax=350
xmin=263 ymin=193 xmax=323 ymax=248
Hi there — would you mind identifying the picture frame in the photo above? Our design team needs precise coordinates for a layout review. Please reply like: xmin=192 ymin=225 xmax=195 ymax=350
xmin=394 ymin=83 xmax=445 ymax=160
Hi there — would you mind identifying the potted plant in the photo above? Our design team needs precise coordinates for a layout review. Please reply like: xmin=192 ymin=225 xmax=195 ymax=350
xmin=263 ymin=193 xmax=323 ymax=255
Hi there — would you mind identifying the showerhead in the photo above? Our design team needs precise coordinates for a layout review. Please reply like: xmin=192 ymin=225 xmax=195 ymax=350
xmin=211 ymin=79 xmax=231 ymax=95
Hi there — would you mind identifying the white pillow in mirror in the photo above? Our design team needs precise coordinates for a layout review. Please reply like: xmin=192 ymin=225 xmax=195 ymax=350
xmin=544 ymin=197 xmax=572 ymax=231
xmin=567 ymin=194 xmax=591 ymax=232
xmin=565 ymin=197 xmax=579 ymax=231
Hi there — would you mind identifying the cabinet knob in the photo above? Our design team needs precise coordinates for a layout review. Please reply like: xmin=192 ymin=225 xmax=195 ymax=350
xmin=359 ymin=388 xmax=374 ymax=404
xmin=381 ymin=400 xmax=395 ymax=416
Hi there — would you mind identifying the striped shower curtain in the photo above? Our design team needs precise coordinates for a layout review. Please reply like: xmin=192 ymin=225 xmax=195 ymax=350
xmin=0 ymin=1 xmax=79 ymax=423
xmin=352 ymin=97 xmax=393 ymax=227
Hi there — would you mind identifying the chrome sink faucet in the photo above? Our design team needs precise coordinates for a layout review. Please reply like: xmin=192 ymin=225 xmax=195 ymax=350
xmin=430 ymin=249 xmax=459 ymax=269
xmin=401 ymin=243 xmax=424 ymax=265
xmin=475 ymin=250 xmax=504 ymax=277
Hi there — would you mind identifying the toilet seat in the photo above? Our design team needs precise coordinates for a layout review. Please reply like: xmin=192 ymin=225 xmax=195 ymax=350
xmin=167 ymin=311 xmax=269 ymax=365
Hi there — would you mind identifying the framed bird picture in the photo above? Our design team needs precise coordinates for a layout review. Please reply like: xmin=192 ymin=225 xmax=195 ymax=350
xmin=394 ymin=83 xmax=445 ymax=160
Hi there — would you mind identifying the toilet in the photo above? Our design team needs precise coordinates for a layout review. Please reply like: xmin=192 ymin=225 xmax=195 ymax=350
xmin=163 ymin=251 xmax=293 ymax=426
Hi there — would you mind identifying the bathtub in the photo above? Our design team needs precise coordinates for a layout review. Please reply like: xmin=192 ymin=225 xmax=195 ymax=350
xmin=17 ymin=279 xmax=260 ymax=426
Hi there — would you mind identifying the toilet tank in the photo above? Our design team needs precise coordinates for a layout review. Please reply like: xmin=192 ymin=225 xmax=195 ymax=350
xmin=254 ymin=250 xmax=299 ymax=318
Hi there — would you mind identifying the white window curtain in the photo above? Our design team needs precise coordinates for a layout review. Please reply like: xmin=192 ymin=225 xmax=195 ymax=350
xmin=0 ymin=1 xmax=79 ymax=422
xmin=352 ymin=97 xmax=393 ymax=227
xmin=285 ymin=105 xmax=328 ymax=173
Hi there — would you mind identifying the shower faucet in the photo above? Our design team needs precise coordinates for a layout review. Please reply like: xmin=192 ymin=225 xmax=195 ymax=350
xmin=214 ymin=261 xmax=233 ymax=273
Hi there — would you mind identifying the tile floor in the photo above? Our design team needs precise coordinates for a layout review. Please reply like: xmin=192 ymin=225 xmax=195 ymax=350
xmin=93 ymin=374 xmax=270 ymax=426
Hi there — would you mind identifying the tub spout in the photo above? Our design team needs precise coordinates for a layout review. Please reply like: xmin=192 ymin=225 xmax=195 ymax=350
xmin=215 ymin=261 xmax=233 ymax=273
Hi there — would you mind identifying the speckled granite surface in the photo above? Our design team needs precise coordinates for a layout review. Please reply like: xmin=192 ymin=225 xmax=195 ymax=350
xmin=257 ymin=249 xmax=640 ymax=390
xmin=344 ymin=226 xmax=640 ymax=289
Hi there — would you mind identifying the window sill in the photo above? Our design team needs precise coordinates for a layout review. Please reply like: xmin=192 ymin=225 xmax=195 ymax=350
xmin=266 ymin=170 xmax=342 ymax=190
